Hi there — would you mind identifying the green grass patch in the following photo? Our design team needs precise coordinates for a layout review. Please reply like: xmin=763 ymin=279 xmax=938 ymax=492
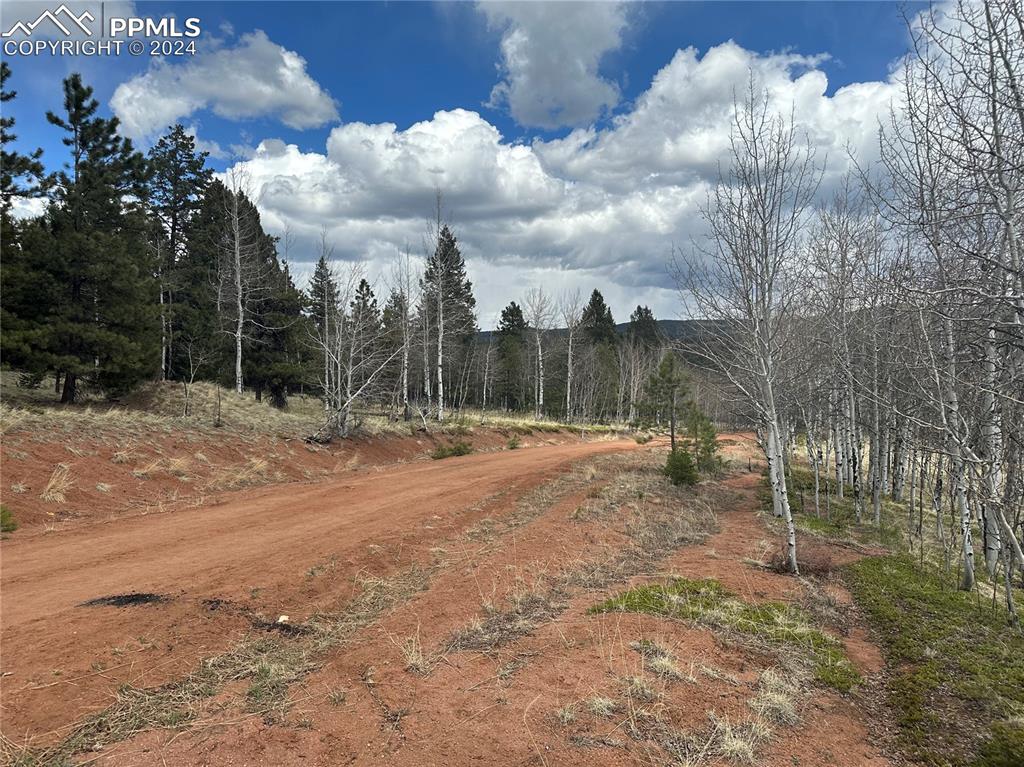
xmin=1 ymin=504 xmax=17 ymax=533
xmin=847 ymin=554 xmax=1024 ymax=766
xmin=766 ymin=466 xmax=904 ymax=549
xmin=431 ymin=441 xmax=473 ymax=460
xmin=590 ymin=577 xmax=860 ymax=692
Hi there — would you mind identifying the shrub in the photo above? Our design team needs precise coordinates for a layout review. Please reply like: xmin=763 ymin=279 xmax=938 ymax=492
xmin=431 ymin=441 xmax=473 ymax=460
xmin=507 ymin=436 xmax=521 ymax=450
xmin=635 ymin=434 xmax=652 ymax=445
xmin=664 ymin=449 xmax=698 ymax=486
xmin=1 ymin=505 xmax=17 ymax=533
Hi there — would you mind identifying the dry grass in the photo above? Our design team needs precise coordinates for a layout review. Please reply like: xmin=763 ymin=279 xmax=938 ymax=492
xmin=390 ymin=625 xmax=432 ymax=674
xmin=95 ymin=483 xmax=113 ymax=493
xmin=132 ymin=458 xmax=164 ymax=479
xmin=556 ymin=703 xmax=578 ymax=725
xmin=622 ymin=675 xmax=657 ymax=704
xmin=205 ymin=456 xmax=272 ymax=492
xmin=10 ymin=483 xmax=27 ymax=494
xmin=748 ymin=665 xmax=802 ymax=725
xmin=587 ymin=696 xmax=618 ymax=717
xmin=40 ymin=463 xmax=73 ymax=503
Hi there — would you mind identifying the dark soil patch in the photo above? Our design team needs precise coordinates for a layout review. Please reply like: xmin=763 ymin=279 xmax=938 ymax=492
xmin=80 ymin=593 xmax=169 ymax=608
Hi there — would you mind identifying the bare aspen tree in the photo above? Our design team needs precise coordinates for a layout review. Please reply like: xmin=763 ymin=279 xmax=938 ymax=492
xmin=216 ymin=169 xmax=269 ymax=396
xmin=525 ymin=286 xmax=554 ymax=419
xmin=678 ymin=82 xmax=821 ymax=575
xmin=560 ymin=289 xmax=584 ymax=421
xmin=391 ymin=245 xmax=420 ymax=421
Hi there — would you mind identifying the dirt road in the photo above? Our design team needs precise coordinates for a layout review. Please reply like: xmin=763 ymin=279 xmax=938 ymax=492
xmin=0 ymin=438 xmax=640 ymax=743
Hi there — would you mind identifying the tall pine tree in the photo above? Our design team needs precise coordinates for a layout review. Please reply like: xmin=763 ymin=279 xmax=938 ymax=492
xmin=5 ymin=74 xmax=157 ymax=402
xmin=147 ymin=124 xmax=212 ymax=379
xmin=421 ymin=223 xmax=476 ymax=419
xmin=582 ymin=289 xmax=617 ymax=345
xmin=495 ymin=301 xmax=527 ymax=410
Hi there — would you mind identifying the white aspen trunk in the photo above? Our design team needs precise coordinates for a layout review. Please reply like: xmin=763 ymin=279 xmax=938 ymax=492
xmin=805 ymin=414 xmax=821 ymax=517
xmin=233 ymin=207 xmax=244 ymax=395
xmin=323 ymin=290 xmax=331 ymax=412
xmin=535 ymin=330 xmax=544 ymax=419
xmin=832 ymin=410 xmax=844 ymax=499
xmin=767 ymin=413 xmax=798 ymax=574
xmin=565 ymin=330 xmax=574 ymax=422
xmin=939 ymin=317 xmax=974 ymax=590
xmin=436 ymin=276 xmax=444 ymax=423
xmin=892 ymin=418 xmax=909 ymax=501
xmin=981 ymin=327 xmax=1003 ymax=577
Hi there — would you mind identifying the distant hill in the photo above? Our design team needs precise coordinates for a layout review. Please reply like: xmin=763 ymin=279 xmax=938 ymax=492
xmin=480 ymin=319 xmax=721 ymax=343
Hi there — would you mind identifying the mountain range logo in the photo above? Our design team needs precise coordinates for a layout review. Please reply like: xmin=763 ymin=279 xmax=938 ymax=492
xmin=2 ymin=4 xmax=95 ymax=38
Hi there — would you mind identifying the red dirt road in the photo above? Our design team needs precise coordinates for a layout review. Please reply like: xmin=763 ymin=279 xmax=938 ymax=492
xmin=2 ymin=439 xmax=638 ymax=628
xmin=0 ymin=437 xmax=640 ymax=743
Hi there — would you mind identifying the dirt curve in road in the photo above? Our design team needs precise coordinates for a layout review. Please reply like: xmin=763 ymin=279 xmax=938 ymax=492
xmin=0 ymin=437 xmax=642 ymax=743
xmin=1 ymin=439 xmax=640 ymax=628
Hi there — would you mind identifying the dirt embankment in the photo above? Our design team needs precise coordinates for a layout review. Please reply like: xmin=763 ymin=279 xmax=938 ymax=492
xmin=0 ymin=422 xmax=596 ymax=533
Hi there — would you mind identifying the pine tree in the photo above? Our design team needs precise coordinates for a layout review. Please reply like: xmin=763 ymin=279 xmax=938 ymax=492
xmin=246 ymin=257 xmax=307 ymax=408
xmin=421 ymin=223 xmax=477 ymax=420
xmin=348 ymin=277 xmax=384 ymax=394
xmin=628 ymin=305 xmax=659 ymax=348
xmin=147 ymin=124 xmax=212 ymax=379
xmin=0 ymin=62 xmax=47 ymax=214
xmin=582 ymin=289 xmax=617 ymax=345
xmin=5 ymin=74 xmax=156 ymax=402
xmin=175 ymin=179 xmax=230 ymax=385
xmin=0 ymin=63 xmax=49 ymax=385
xmin=308 ymin=254 xmax=339 ymax=405
xmin=644 ymin=352 xmax=686 ymax=450
xmin=496 ymin=301 xmax=527 ymax=410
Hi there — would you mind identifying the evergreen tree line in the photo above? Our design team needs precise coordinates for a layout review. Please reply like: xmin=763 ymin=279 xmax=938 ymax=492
xmin=2 ymin=67 xmax=698 ymax=432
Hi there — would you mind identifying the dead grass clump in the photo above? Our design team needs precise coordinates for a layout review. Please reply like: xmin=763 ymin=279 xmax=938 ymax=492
xmin=714 ymin=714 xmax=759 ymax=764
xmin=96 ymin=483 xmax=112 ymax=493
xmin=622 ymin=675 xmax=657 ymax=703
xmin=111 ymin=446 xmax=134 ymax=464
xmin=10 ymin=483 xmax=27 ymax=494
xmin=40 ymin=463 xmax=74 ymax=503
xmin=448 ymin=588 xmax=563 ymax=651
xmin=205 ymin=456 xmax=271 ymax=491
xmin=132 ymin=459 xmax=163 ymax=479
xmin=587 ymin=696 xmax=618 ymax=717
xmin=556 ymin=703 xmax=578 ymax=725
xmin=166 ymin=456 xmax=192 ymax=477
xmin=630 ymin=639 xmax=690 ymax=682
xmin=391 ymin=625 xmax=432 ymax=673
xmin=749 ymin=665 xmax=802 ymax=725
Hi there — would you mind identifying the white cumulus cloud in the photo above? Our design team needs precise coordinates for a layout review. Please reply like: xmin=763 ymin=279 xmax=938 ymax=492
xmin=479 ymin=0 xmax=629 ymax=129
xmin=110 ymin=30 xmax=339 ymax=140
xmin=215 ymin=42 xmax=900 ymax=323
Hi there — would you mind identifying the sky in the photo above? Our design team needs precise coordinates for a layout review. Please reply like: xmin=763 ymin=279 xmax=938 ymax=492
xmin=2 ymin=0 xmax=927 ymax=327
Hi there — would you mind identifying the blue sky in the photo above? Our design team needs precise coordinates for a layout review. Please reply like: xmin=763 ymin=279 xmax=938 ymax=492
xmin=3 ymin=1 xmax=926 ymax=324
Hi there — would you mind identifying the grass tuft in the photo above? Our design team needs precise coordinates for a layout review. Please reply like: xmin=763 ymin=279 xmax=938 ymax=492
xmin=592 ymin=577 xmax=860 ymax=692
xmin=40 ymin=463 xmax=74 ymax=503
xmin=431 ymin=441 xmax=473 ymax=460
